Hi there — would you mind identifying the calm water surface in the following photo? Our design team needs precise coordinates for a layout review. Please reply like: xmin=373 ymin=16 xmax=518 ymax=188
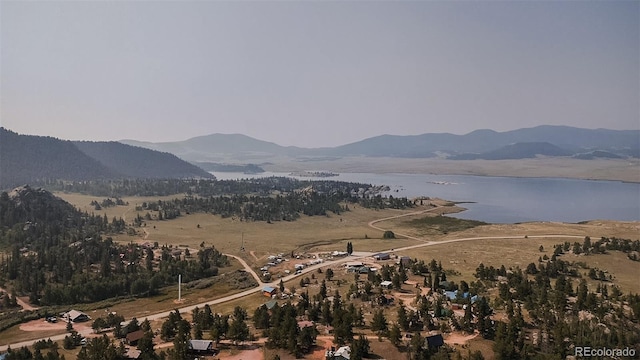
xmin=211 ymin=172 xmax=640 ymax=224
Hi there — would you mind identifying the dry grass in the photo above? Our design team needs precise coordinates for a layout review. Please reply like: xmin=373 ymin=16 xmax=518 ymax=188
xmin=56 ymin=192 xmax=431 ymax=261
xmin=378 ymin=213 xmax=640 ymax=242
xmin=90 ymin=259 xmax=246 ymax=319
xmin=38 ymin=191 xmax=639 ymax=360
xmin=396 ymin=236 xmax=640 ymax=295
xmin=0 ymin=326 xmax=64 ymax=346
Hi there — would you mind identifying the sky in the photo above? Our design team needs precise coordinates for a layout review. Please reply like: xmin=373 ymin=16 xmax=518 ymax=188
xmin=1 ymin=1 xmax=638 ymax=148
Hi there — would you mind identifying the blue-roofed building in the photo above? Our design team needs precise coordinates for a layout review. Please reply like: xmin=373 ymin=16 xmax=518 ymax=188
xmin=262 ymin=286 xmax=276 ymax=297
xmin=445 ymin=290 xmax=470 ymax=301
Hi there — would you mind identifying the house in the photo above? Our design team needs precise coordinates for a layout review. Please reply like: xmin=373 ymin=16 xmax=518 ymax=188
xmin=425 ymin=334 xmax=444 ymax=349
xmin=377 ymin=294 xmax=395 ymax=306
xmin=262 ymin=286 xmax=276 ymax=297
xmin=445 ymin=290 xmax=470 ymax=301
xmin=188 ymin=339 xmax=216 ymax=355
xmin=326 ymin=345 xmax=351 ymax=360
xmin=63 ymin=310 xmax=90 ymax=323
xmin=399 ymin=256 xmax=411 ymax=267
xmin=125 ymin=330 xmax=144 ymax=346
xmin=358 ymin=267 xmax=370 ymax=274
xmin=380 ymin=280 xmax=393 ymax=289
xmin=373 ymin=253 xmax=390 ymax=261
xmin=124 ymin=348 xmax=141 ymax=359
xmin=323 ymin=325 xmax=334 ymax=335
xmin=297 ymin=320 xmax=314 ymax=329
xmin=345 ymin=261 xmax=363 ymax=268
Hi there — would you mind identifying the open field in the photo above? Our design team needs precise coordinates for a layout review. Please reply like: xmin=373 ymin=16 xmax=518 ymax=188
xmin=395 ymin=236 xmax=640 ymax=295
xmin=5 ymin=191 xmax=633 ymax=359
xmin=263 ymin=156 xmax=640 ymax=183
xmin=377 ymin=211 xmax=640 ymax=242
xmin=56 ymin=192 xmax=435 ymax=260
xmin=56 ymin=191 xmax=639 ymax=295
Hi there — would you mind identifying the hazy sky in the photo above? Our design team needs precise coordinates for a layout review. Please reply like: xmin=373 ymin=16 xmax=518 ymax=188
xmin=1 ymin=1 xmax=638 ymax=147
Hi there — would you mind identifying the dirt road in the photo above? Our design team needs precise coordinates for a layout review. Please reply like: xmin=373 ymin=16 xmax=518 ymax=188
xmin=0 ymin=206 xmax=586 ymax=352
xmin=0 ymin=286 xmax=38 ymax=312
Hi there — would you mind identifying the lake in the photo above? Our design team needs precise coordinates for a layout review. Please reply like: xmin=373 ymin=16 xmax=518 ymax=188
xmin=210 ymin=172 xmax=640 ymax=224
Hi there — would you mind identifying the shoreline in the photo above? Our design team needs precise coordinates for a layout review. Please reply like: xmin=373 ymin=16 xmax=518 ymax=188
xmin=260 ymin=157 xmax=640 ymax=184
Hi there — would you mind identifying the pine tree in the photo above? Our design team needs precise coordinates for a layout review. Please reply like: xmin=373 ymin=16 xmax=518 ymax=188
xmin=371 ymin=309 xmax=388 ymax=335
xmin=389 ymin=322 xmax=402 ymax=347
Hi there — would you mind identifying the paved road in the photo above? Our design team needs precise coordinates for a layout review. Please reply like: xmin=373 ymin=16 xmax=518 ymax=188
xmin=0 ymin=205 xmax=586 ymax=351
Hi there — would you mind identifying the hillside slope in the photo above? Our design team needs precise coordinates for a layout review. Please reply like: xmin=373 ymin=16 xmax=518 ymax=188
xmin=74 ymin=141 xmax=213 ymax=179
xmin=0 ymin=128 xmax=118 ymax=188
xmin=0 ymin=128 xmax=213 ymax=189
xmin=451 ymin=142 xmax=574 ymax=160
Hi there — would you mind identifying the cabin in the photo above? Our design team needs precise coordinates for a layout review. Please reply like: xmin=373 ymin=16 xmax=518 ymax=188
xmin=377 ymin=294 xmax=395 ymax=306
xmin=124 ymin=348 xmax=141 ymax=359
xmin=63 ymin=310 xmax=90 ymax=323
xmin=188 ymin=339 xmax=216 ymax=355
xmin=425 ymin=334 xmax=445 ymax=349
xmin=345 ymin=261 xmax=364 ymax=273
xmin=445 ymin=290 xmax=470 ymax=301
xmin=373 ymin=253 xmax=390 ymax=261
xmin=297 ymin=320 xmax=314 ymax=329
xmin=125 ymin=330 xmax=144 ymax=346
xmin=262 ymin=286 xmax=276 ymax=297
xmin=380 ymin=280 xmax=393 ymax=289
xmin=399 ymin=256 xmax=412 ymax=267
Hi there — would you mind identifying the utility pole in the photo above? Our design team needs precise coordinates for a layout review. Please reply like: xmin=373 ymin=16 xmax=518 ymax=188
xmin=178 ymin=274 xmax=182 ymax=302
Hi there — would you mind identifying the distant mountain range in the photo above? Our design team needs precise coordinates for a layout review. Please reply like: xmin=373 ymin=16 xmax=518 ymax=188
xmin=0 ymin=128 xmax=213 ymax=189
xmin=2 ymin=126 xmax=637 ymax=189
xmin=121 ymin=126 xmax=640 ymax=162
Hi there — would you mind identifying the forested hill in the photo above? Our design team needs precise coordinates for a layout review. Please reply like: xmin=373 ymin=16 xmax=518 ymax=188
xmin=1 ymin=185 xmax=79 ymax=229
xmin=0 ymin=128 xmax=118 ymax=188
xmin=0 ymin=128 xmax=213 ymax=189
xmin=0 ymin=185 xmax=228 ymax=305
xmin=74 ymin=141 xmax=213 ymax=179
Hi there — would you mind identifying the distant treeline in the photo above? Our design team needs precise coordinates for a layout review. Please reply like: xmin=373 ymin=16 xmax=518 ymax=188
xmin=192 ymin=162 xmax=265 ymax=173
xmin=37 ymin=178 xmax=415 ymax=223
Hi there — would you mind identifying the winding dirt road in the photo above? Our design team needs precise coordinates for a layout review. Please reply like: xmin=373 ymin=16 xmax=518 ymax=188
xmin=0 ymin=207 xmax=586 ymax=352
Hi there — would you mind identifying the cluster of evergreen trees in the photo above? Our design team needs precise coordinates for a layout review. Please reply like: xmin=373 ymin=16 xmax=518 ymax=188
xmin=3 ymin=339 xmax=65 ymax=360
xmin=0 ymin=187 xmax=229 ymax=306
xmin=474 ymin=256 xmax=640 ymax=358
xmin=36 ymin=178 xmax=415 ymax=220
